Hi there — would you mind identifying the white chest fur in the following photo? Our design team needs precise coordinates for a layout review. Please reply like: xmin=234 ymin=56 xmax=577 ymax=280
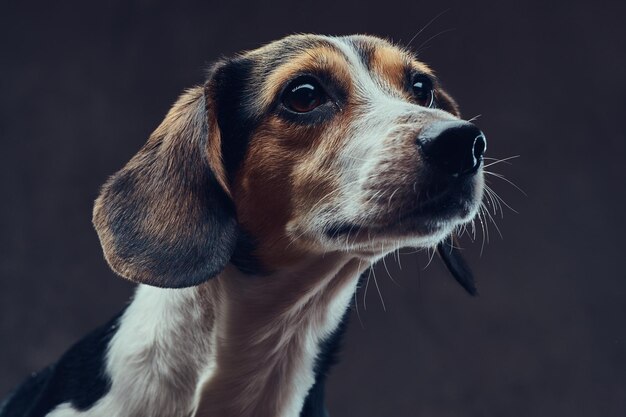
xmin=47 ymin=255 xmax=369 ymax=417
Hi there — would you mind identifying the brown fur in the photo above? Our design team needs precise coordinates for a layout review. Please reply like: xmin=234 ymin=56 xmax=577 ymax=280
xmin=369 ymin=44 xmax=414 ymax=92
xmin=258 ymin=45 xmax=352 ymax=111
xmin=233 ymin=105 xmax=356 ymax=270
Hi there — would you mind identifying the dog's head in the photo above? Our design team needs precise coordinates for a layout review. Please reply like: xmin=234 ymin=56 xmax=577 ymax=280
xmin=93 ymin=34 xmax=485 ymax=290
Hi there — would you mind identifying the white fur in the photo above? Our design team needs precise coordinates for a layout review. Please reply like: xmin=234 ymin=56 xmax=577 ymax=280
xmin=47 ymin=285 xmax=217 ymax=417
xmin=46 ymin=257 xmax=369 ymax=417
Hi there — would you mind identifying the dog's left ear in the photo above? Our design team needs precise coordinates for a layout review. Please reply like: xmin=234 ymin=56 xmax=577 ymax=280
xmin=435 ymin=88 xmax=461 ymax=117
xmin=93 ymin=77 xmax=238 ymax=288
xmin=437 ymin=235 xmax=478 ymax=296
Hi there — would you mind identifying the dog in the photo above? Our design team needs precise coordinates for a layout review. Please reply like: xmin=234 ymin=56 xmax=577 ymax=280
xmin=0 ymin=33 xmax=486 ymax=417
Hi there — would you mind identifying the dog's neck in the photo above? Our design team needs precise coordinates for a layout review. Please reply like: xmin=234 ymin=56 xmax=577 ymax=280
xmin=103 ymin=252 xmax=371 ymax=417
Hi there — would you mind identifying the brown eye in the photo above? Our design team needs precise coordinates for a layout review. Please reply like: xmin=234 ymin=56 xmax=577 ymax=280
xmin=282 ymin=76 xmax=327 ymax=113
xmin=412 ymin=75 xmax=434 ymax=107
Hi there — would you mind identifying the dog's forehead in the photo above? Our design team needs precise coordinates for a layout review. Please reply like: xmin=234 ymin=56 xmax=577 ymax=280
xmin=246 ymin=34 xmax=425 ymax=70
xmin=241 ymin=34 xmax=433 ymax=107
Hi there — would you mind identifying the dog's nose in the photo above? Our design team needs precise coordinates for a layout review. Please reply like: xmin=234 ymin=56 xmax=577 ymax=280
xmin=420 ymin=121 xmax=486 ymax=177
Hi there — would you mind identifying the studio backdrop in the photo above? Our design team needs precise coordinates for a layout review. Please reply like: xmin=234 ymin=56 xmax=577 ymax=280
xmin=1 ymin=1 xmax=625 ymax=416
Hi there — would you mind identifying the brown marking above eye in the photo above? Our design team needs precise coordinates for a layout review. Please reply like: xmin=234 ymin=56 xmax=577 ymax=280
xmin=361 ymin=41 xmax=438 ymax=103
xmin=368 ymin=45 xmax=413 ymax=92
xmin=258 ymin=46 xmax=352 ymax=111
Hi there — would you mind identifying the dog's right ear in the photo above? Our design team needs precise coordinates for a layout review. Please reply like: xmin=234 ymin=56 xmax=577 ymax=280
xmin=436 ymin=88 xmax=461 ymax=118
xmin=93 ymin=71 xmax=238 ymax=288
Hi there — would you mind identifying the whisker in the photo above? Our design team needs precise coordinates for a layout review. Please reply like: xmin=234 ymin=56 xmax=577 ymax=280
xmin=416 ymin=28 xmax=456 ymax=53
xmin=362 ymin=267 xmax=373 ymax=311
xmin=470 ymin=217 xmax=477 ymax=241
xmin=424 ymin=246 xmax=437 ymax=269
xmin=486 ymin=185 xmax=506 ymax=217
xmin=482 ymin=202 xmax=504 ymax=239
xmin=478 ymin=209 xmax=487 ymax=256
xmin=481 ymin=203 xmax=491 ymax=244
xmin=396 ymin=244 xmax=403 ymax=270
xmin=371 ymin=267 xmax=386 ymax=312
xmin=484 ymin=170 xmax=527 ymax=195
xmin=343 ymin=221 xmax=361 ymax=251
xmin=485 ymin=182 xmax=518 ymax=214
xmin=483 ymin=155 xmax=520 ymax=168
xmin=381 ymin=244 xmax=401 ymax=287
xmin=400 ymin=247 xmax=427 ymax=255
xmin=485 ymin=184 xmax=504 ymax=217
xmin=482 ymin=185 xmax=498 ymax=215
xmin=456 ymin=222 xmax=468 ymax=240
xmin=354 ymin=260 xmax=365 ymax=328
xmin=387 ymin=187 xmax=400 ymax=209
xmin=407 ymin=8 xmax=451 ymax=48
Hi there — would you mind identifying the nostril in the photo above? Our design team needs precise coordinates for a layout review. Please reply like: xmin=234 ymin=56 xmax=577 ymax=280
xmin=473 ymin=134 xmax=486 ymax=162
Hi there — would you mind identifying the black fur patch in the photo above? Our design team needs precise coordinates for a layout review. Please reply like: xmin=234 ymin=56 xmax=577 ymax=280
xmin=0 ymin=310 xmax=124 ymax=417
xmin=209 ymin=56 xmax=267 ymax=277
xmin=212 ymin=56 xmax=259 ymax=183
xmin=230 ymin=227 xmax=266 ymax=275
xmin=300 ymin=305 xmax=351 ymax=417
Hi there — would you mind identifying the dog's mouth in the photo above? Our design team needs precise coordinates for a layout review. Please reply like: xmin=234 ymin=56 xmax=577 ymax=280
xmin=400 ymin=175 xmax=480 ymax=223
xmin=324 ymin=174 xmax=482 ymax=243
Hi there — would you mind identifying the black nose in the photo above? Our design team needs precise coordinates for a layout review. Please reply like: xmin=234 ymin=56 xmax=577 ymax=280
xmin=420 ymin=121 xmax=486 ymax=177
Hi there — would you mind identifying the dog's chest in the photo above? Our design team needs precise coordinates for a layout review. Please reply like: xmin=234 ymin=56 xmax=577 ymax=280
xmin=44 ymin=258 xmax=366 ymax=417
xmin=194 ymin=259 xmax=365 ymax=417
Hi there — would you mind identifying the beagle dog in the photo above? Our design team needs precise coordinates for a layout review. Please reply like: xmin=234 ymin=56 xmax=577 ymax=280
xmin=1 ymin=34 xmax=485 ymax=417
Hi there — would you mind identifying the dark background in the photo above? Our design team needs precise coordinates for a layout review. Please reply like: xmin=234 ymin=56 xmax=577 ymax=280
xmin=1 ymin=0 xmax=625 ymax=415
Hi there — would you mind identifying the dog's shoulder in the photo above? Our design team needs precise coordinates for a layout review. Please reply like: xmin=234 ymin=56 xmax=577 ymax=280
xmin=0 ymin=310 xmax=125 ymax=417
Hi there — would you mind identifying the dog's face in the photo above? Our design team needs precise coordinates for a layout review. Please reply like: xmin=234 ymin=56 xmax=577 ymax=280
xmin=222 ymin=35 xmax=484 ymax=266
xmin=93 ymin=34 xmax=485 ymax=287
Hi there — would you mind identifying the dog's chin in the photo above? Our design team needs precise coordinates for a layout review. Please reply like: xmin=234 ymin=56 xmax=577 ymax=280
xmin=326 ymin=203 xmax=478 ymax=250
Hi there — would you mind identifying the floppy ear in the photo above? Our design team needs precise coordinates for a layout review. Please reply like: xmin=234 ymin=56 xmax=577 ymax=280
xmin=437 ymin=235 xmax=478 ymax=296
xmin=435 ymin=88 xmax=461 ymax=118
xmin=93 ymin=84 xmax=238 ymax=288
